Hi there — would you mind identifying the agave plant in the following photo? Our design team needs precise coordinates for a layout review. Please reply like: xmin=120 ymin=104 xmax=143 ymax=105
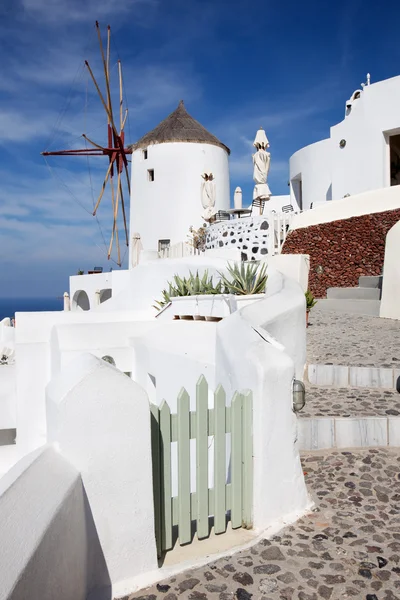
xmin=154 ymin=270 xmax=224 ymax=310
xmin=305 ymin=290 xmax=317 ymax=312
xmin=219 ymin=261 xmax=268 ymax=296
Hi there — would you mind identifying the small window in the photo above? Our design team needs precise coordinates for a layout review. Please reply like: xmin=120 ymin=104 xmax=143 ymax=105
xmin=143 ymin=149 xmax=148 ymax=160
xmin=158 ymin=239 xmax=170 ymax=252
xmin=148 ymin=169 xmax=154 ymax=182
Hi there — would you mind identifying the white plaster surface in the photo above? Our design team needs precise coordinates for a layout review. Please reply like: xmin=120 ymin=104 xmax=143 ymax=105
xmin=380 ymin=219 xmax=400 ymax=320
xmin=15 ymin=309 xmax=152 ymax=457
xmin=69 ymin=270 xmax=130 ymax=313
xmin=268 ymin=254 xmax=310 ymax=293
xmin=46 ymin=354 xmax=158 ymax=594
xmin=130 ymin=142 xmax=230 ymax=254
xmin=290 ymin=185 xmax=400 ymax=231
xmin=0 ymin=365 xmax=16 ymax=429
xmin=290 ymin=75 xmax=400 ymax=209
xmin=290 ymin=138 xmax=332 ymax=210
xmin=0 ymin=445 xmax=109 ymax=600
xmin=215 ymin=271 xmax=311 ymax=530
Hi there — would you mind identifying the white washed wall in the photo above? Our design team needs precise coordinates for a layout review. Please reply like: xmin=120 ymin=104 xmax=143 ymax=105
xmin=46 ymin=354 xmax=158 ymax=597
xmin=0 ymin=445 xmax=106 ymax=600
xmin=130 ymin=142 xmax=230 ymax=255
xmin=380 ymin=220 xmax=400 ymax=320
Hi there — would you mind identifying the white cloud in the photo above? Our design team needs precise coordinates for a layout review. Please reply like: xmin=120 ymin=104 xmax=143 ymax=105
xmin=20 ymin=0 xmax=157 ymax=23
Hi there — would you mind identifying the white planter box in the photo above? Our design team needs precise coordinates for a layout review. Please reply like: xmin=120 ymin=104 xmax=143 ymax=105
xmin=170 ymin=294 xmax=237 ymax=320
xmin=235 ymin=293 xmax=266 ymax=310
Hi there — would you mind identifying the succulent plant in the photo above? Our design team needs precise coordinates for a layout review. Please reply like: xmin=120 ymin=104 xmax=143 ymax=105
xmin=218 ymin=262 xmax=268 ymax=296
xmin=305 ymin=290 xmax=317 ymax=311
xmin=154 ymin=270 xmax=224 ymax=310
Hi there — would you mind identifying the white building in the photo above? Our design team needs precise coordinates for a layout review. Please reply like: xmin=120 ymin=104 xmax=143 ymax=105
xmin=129 ymin=100 xmax=230 ymax=258
xmin=290 ymin=74 xmax=400 ymax=210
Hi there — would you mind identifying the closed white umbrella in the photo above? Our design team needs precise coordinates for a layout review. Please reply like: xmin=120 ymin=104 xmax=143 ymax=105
xmin=63 ymin=292 xmax=71 ymax=311
xmin=234 ymin=186 xmax=243 ymax=209
xmin=131 ymin=232 xmax=143 ymax=268
xmin=252 ymin=128 xmax=271 ymax=203
xmin=201 ymin=173 xmax=217 ymax=221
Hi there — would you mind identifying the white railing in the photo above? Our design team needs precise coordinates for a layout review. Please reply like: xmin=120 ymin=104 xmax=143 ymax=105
xmin=159 ymin=242 xmax=200 ymax=259
xmin=267 ymin=211 xmax=297 ymax=255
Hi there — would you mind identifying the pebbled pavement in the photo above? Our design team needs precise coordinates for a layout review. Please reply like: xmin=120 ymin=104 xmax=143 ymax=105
xmin=125 ymin=449 xmax=400 ymax=600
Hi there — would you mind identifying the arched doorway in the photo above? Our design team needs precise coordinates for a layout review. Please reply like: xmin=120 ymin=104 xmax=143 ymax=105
xmin=99 ymin=288 xmax=112 ymax=304
xmin=73 ymin=290 xmax=90 ymax=311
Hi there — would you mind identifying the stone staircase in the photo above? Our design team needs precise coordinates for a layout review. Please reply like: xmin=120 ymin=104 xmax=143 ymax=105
xmin=298 ymin=363 xmax=400 ymax=450
xmin=316 ymin=274 xmax=382 ymax=316
xmin=301 ymin=305 xmax=400 ymax=450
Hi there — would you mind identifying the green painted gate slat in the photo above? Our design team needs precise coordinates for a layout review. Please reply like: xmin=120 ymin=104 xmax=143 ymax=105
xmin=150 ymin=376 xmax=253 ymax=554
xmin=150 ymin=403 xmax=162 ymax=557
xmin=196 ymin=376 xmax=209 ymax=539
xmin=231 ymin=392 xmax=243 ymax=529
xmin=159 ymin=399 xmax=173 ymax=551
xmin=242 ymin=391 xmax=253 ymax=528
xmin=214 ymin=385 xmax=226 ymax=534
xmin=177 ymin=388 xmax=191 ymax=544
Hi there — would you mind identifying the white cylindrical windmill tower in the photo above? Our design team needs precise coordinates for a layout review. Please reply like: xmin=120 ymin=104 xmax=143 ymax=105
xmin=129 ymin=100 xmax=230 ymax=260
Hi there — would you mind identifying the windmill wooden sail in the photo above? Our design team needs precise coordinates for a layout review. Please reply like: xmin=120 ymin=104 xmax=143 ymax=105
xmin=42 ymin=22 xmax=132 ymax=266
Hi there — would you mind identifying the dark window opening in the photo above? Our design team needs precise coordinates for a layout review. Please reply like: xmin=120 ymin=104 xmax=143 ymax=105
xmin=390 ymin=134 xmax=400 ymax=186
xmin=291 ymin=176 xmax=303 ymax=210
xmin=148 ymin=169 xmax=154 ymax=182
xmin=158 ymin=239 xmax=170 ymax=252
xmin=143 ymin=149 xmax=148 ymax=160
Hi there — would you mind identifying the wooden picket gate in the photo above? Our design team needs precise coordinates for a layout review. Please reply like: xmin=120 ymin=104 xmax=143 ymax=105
xmin=150 ymin=375 xmax=253 ymax=557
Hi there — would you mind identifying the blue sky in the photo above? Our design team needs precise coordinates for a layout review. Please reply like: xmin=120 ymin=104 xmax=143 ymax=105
xmin=1 ymin=0 xmax=400 ymax=297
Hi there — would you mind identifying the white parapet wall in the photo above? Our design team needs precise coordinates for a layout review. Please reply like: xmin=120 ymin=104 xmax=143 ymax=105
xmin=205 ymin=213 xmax=295 ymax=259
xmin=267 ymin=254 xmax=310 ymax=293
xmin=46 ymin=354 xmax=158 ymax=597
xmin=14 ymin=309 xmax=153 ymax=460
xmin=0 ymin=445 xmax=110 ymax=600
xmin=216 ymin=270 xmax=310 ymax=530
xmin=69 ymin=270 xmax=130 ymax=312
xmin=290 ymin=184 xmax=400 ymax=231
xmin=380 ymin=219 xmax=400 ymax=320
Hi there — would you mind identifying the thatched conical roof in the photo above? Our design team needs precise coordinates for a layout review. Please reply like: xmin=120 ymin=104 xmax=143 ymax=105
xmin=131 ymin=100 xmax=230 ymax=154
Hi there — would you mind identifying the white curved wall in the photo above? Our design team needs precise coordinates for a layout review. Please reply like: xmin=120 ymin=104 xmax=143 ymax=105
xmin=290 ymin=139 xmax=332 ymax=210
xmin=0 ymin=445 xmax=95 ymax=600
xmin=129 ymin=142 xmax=230 ymax=255
xmin=290 ymin=184 xmax=400 ymax=230
xmin=330 ymin=76 xmax=400 ymax=199
xmin=380 ymin=219 xmax=400 ymax=320
xmin=290 ymin=75 xmax=400 ymax=208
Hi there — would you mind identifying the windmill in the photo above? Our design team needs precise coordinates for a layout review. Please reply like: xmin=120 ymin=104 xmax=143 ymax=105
xmin=42 ymin=22 xmax=132 ymax=266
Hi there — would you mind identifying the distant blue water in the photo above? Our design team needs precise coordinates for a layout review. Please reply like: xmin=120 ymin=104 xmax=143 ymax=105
xmin=0 ymin=297 xmax=63 ymax=320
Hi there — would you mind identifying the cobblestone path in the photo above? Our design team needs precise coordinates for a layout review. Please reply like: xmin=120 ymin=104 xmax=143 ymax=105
xmin=127 ymin=449 xmax=400 ymax=600
xmin=301 ymin=386 xmax=400 ymax=418
xmin=307 ymin=309 xmax=400 ymax=368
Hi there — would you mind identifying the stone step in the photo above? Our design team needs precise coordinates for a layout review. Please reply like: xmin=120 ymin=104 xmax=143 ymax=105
xmin=315 ymin=298 xmax=381 ymax=316
xmin=307 ymin=363 xmax=400 ymax=388
xmin=298 ymin=415 xmax=400 ymax=450
xmin=298 ymin=385 xmax=400 ymax=450
xmin=327 ymin=286 xmax=381 ymax=300
xmin=358 ymin=275 xmax=382 ymax=289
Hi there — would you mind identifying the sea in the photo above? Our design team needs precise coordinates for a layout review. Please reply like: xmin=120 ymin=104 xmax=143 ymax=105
xmin=0 ymin=297 xmax=63 ymax=321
